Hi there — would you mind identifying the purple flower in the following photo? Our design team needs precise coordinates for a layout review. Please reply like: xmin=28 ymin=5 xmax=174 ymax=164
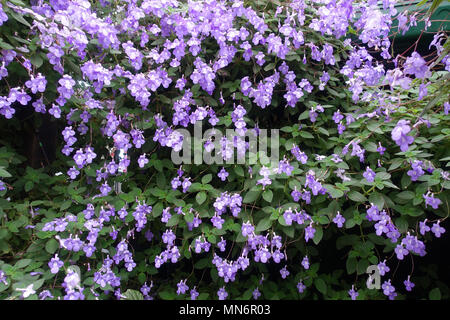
xmin=255 ymin=52 xmax=265 ymax=66
xmin=297 ymin=281 xmax=306 ymax=294
xmin=217 ymin=237 xmax=226 ymax=252
xmin=252 ymin=288 xmax=261 ymax=300
xmin=392 ymin=120 xmax=414 ymax=152
xmin=333 ymin=212 xmax=346 ymax=228
xmin=0 ymin=7 xmax=8 ymax=26
xmin=363 ymin=167 xmax=376 ymax=183
xmin=407 ymin=160 xmax=424 ymax=181
xmin=218 ymin=167 xmax=229 ymax=181
xmin=162 ymin=229 xmax=176 ymax=246
xmin=418 ymin=83 xmax=429 ymax=100
xmin=25 ymin=74 xmax=47 ymax=94
xmin=49 ymin=104 xmax=62 ymax=119
xmin=423 ymin=192 xmax=442 ymax=209
xmin=377 ymin=260 xmax=390 ymax=276
xmin=57 ymin=75 xmax=76 ymax=99
xmin=332 ymin=110 xmax=344 ymax=124
xmin=48 ymin=254 xmax=64 ymax=274
xmin=291 ymin=187 xmax=302 ymax=202
xmin=431 ymin=221 xmax=445 ymax=238
xmin=241 ymin=221 xmax=254 ymax=237
xmin=67 ymin=167 xmax=79 ymax=180
xmin=141 ymin=282 xmax=152 ymax=296
xmin=211 ymin=214 xmax=225 ymax=229
xmin=280 ymin=265 xmax=290 ymax=279
xmin=348 ymin=285 xmax=358 ymax=300
xmin=182 ymin=178 xmax=191 ymax=193
xmin=301 ymin=256 xmax=310 ymax=270
xmin=217 ymin=287 xmax=228 ymax=300
xmin=403 ymin=52 xmax=430 ymax=79
xmin=161 ymin=207 xmax=172 ymax=224
xmin=171 ymin=176 xmax=181 ymax=189
xmin=283 ymin=208 xmax=294 ymax=226
xmin=304 ymin=223 xmax=316 ymax=242
xmin=176 ymin=279 xmax=189 ymax=295
xmin=278 ymin=159 xmax=294 ymax=176
xmin=254 ymin=246 xmax=271 ymax=263
xmin=39 ymin=290 xmax=54 ymax=300
xmin=272 ymin=250 xmax=284 ymax=263
xmin=99 ymin=182 xmax=111 ymax=196
xmin=190 ymin=287 xmax=199 ymax=300
xmin=291 ymin=145 xmax=308 ymax=164
xmin=382 ymin=280 xmax=396 ymax=297
xmin=122 ymin=41 xmax=143 ymax=70
xmin=377 ymin=142 xmax=386 ymax=155
xmin=404 ymin=276 xmax=415 ymax=292
xmin=137 ymin=154 xmax=148 ymax=168
xmin=395 ymin=244 xmax=409 ymax=260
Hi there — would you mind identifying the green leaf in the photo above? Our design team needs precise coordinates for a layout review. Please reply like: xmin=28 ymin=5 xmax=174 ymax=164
xmin=15 ymin=259 xmax=32 ymax=269
xmin=45 ymin=239 xmax=59 ymax=254
xmin=24 ymin=181 xmax=34 ymax=192
xmin=299 ymin=131 xmax=314 ymax=139
xmin=201 ymin=174 xmax=212 ymax=184
xmin=264 ymin=62 xmax=276 ymax=71
xmin=346 ymin=257 xmax=357 ymax=274
xmin=0 ymin=228 xmax=9 ymax=240
xmin=159 ymin=291 xmax=175 ymax=300
xmin=429 ymin=288 xmax=441 ymax=300
xmin=262 ymin=189 xmax=273 ymax=203
xmin=348 ymin=191 xmax=367 ymax=203
xmin=243 ymin=189 xmax=261 ymax=203
xmin=0 ymin=40 xmax=14 ymax=50
xmin=357 ymin=259 xmax=369 ymax=275
xmin=184 ymin=210 xmax=194 ymax=223
xmin=314 ymin=278 xmax=327 ymax=295
xmin=396 ymin=191 xmax=415 ymax=200
xmin=234 ymin=166 xmax=244 ymax=177
xmin=60 ymin=200 xmax=72 ymax=211
xmin=324 ymin=184 xmax=344 ymax=198
xmin=122 ymin=289 xmax=144 ymax=300
xmin=255 ymin=217 xmax=272 ymax=232
xmin=369 ymin=192 xmax=384 ymax=210
xmin=0 ymin=167 xmax=11 ymax=178
xmin=30 ymin=54 xmax=44 ymax=68
xmin=194 ymin=258 xmax=210 ymax=269
xmin=312 ymin=226 xmax=323 ymax=245
xmin=196 ymin=191 xmax=207 ymax=205
xmin=10 ymin=11 xmax=31 ymax=27
xmin=388 ymin=158 xmax=404 ymax=171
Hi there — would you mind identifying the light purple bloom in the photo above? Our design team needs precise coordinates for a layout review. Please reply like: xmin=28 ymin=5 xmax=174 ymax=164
xmin=217 ymin=287 xmax=228 ymax=300
xmin=348 ymin=285 xmax=358 ymax=300
xmin=333 ymin=212 xmax=346 ymax=228
xmin=392 ymin=120 xmax=414 ymax=152
xmin=218 ymin=167 xmax=229 ymax=181
xmin=431 ymin=221 xmax=445 ymax=238
xmin=363 ymin=167 xmax=376 ymax=183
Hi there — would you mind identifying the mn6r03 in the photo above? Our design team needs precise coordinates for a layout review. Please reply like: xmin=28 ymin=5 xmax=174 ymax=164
xmin=223 ymin=304 xmax=271 ymax=315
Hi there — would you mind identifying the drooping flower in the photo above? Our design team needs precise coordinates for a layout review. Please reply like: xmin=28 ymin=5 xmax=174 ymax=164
xmin=391 ymin=120 xmax=414 ymax=152
xmin=348 ymin=285 xmax=358 ymax=300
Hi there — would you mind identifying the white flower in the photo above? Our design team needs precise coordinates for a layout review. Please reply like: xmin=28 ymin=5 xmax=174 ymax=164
xmin=64 ymin=270 xmax=81 ymax=291
xmin=16 ymin=284 xmax=36 ymax=298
